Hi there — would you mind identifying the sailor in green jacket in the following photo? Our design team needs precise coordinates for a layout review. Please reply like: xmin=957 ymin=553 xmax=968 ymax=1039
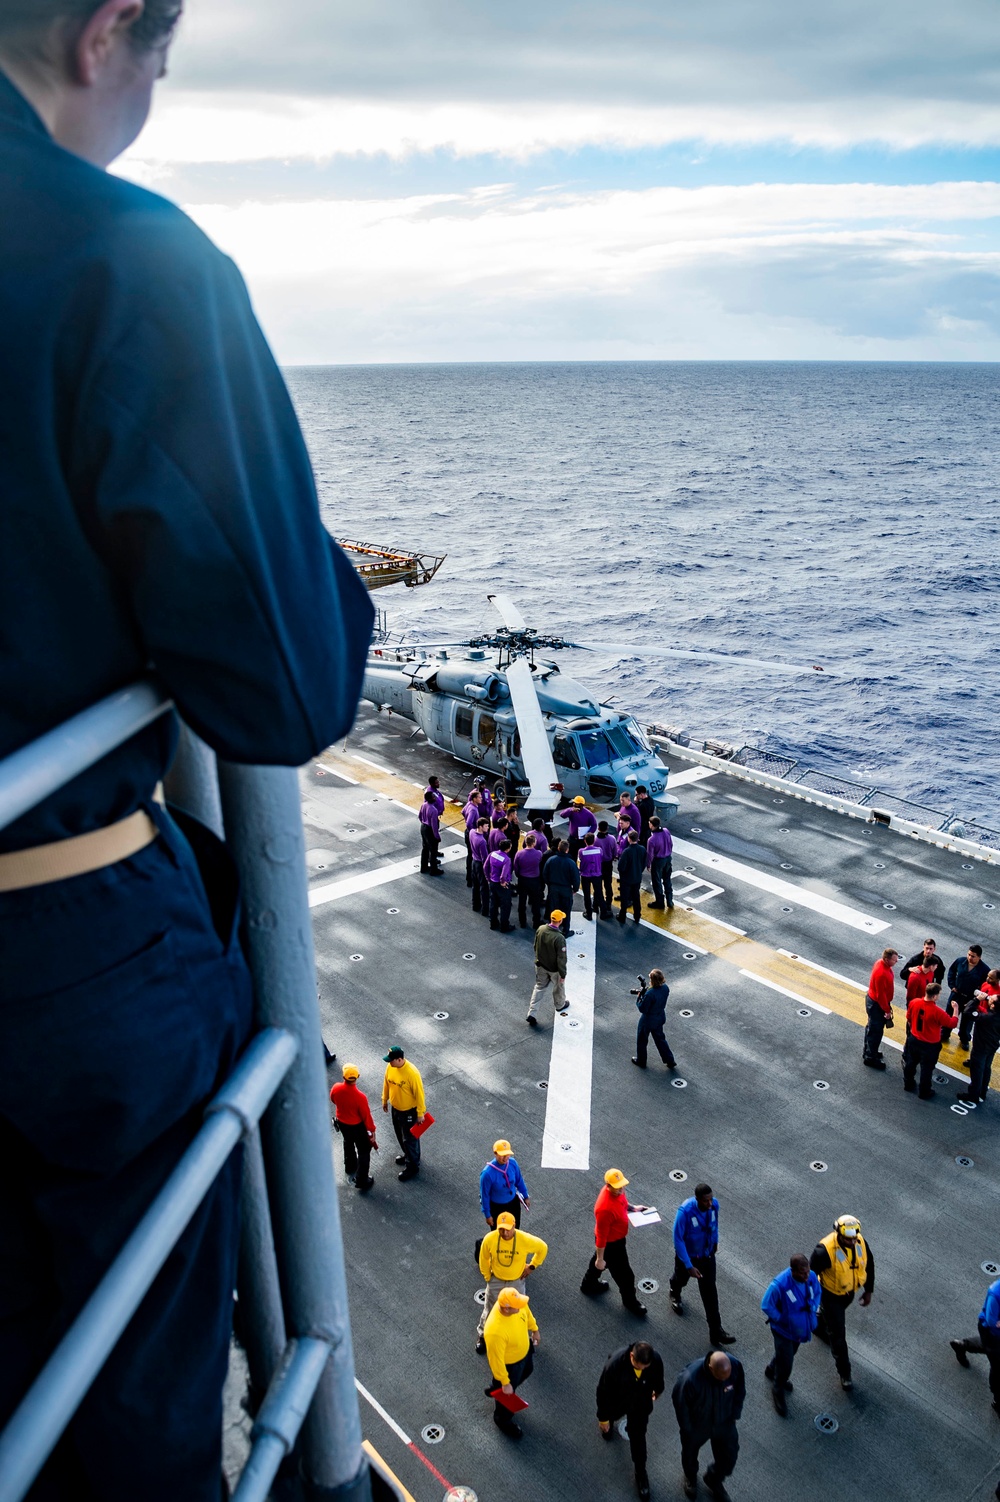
xmin=527 ymin=911 xmax=569 ymax=1027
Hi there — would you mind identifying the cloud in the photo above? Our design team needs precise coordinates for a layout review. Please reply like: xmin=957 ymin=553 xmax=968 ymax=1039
xmin=176 ymin=179 xmax=1000 ymax=362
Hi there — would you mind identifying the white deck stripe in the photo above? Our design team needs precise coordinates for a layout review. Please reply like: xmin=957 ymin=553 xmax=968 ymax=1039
xmin=308 ymin=845 xmax=464 ymax=907
xmin=673 ymin=838 xmax=889 ymax=934
xmin=355 ymin=1379 xmax=411 ymax=1445
xmin=778 ymin=949 xmax=867 ymax=991
xmin=739 ymin=968 xmax=833 ymax=1015
xmin=880 ymin=1037 xmax=971 ymax=1084
xmin=668 ymin=766 xmax=718 ymax=788
xmin=540 ymin=917 xmax=596 ymax=1171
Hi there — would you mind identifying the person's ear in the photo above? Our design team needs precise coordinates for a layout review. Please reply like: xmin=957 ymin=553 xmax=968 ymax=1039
xmin=72 ymin=0 xmax=144 ymax=86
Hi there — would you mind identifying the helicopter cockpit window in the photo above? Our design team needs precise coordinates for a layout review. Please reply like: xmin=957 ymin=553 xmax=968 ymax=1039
xmin=628 ymin=720 xmax=652 ymax=752
xmin=455 ymin=706 xmax=474 ymax=740
xmin=477 ymin=712 xmax=497 ymax=749
xmin=606 ymin=725 xmax=638 ymax=761
xmin=553 ymin=734 xmax=581 ymax=770
xmin=578 ymin=729 xmax=613 ymax=768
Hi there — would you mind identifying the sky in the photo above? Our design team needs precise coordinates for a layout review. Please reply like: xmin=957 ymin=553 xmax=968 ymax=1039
xmin=119 ymin=0 xmax=1000 ymax=364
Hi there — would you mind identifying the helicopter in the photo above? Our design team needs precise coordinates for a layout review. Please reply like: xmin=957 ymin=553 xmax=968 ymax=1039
xmin=361 ymin=595 xmax=833 ymax=821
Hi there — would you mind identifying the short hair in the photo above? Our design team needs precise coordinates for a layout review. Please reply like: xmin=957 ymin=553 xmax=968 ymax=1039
xmin=789 ymin=1252 xmax=809 ymax=1273
xmin=627 ymin=830 xmax=638 ymax=841
xmin=470 ymin=789 xmax=481 ymax=799
xmin=921 ymin=955 xmax=936 ymax=968
xmin=584 ymin=832 xmax=595 ymax=844
xmin=524 ymin=833 xmax=536 ymax=847
xmin=925 ymin=982 xmax=942 ymax=998
xmin=631 ymin=1341 xmax=654 ymax=1365
xmin=989 ymin=969 xmax=1000 ymax=984
xmin=882 ymin=948 xmax=898 ymax=963
xmin=694 ymin=1182 xmax=712 ymax=1199
xmin=477 ymin=818 xmax=489 ymax=829
xmin=597 ymin=820 xmax=609 ymax=833
xmin=970 ymin=943 xmax=983 ymax=958
xmin=649 ymin=968 xmax=664 ymax=986
xmin=532 ymin=818 xmax=545 ymax=830
xmin=558 ymin=840 xmax=569 ymax=853
xmin=499 ymin=839 xmax=510 ymax=851
xmin=636 ymin=785 xmax=647 ymax=794
xmin=923 ymin=938 xmax=936 ymax=948
xmin=0 ymin=0 xmax=182 ymax=57
xmin=496 ymin=816 xmax=508 ymax=827
xmin=650 ymin=817 xmax=661 ymax=830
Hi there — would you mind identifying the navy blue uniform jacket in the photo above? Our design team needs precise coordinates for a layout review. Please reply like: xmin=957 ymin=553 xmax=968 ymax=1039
xmin=671 ymin=1356 xmax=745 ymax=1440
xmin=0 ymin=74 xmax=373 ymax=852
xmin=637 ymin=982 xmax=669 ymax=1026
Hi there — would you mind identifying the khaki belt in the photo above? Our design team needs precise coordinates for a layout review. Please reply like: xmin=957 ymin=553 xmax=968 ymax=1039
xmin=0 ymin=809 xmax=159 ymax=892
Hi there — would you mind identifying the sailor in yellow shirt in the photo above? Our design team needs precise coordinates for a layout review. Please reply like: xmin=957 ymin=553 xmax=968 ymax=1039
xmin=475 ymin=1212 xmax=549 ymax=1351
xmin=380 ymin=1045 xmax=426 ymax=1181
xmin=483 ymin=1288 xmax=539 ymax=1440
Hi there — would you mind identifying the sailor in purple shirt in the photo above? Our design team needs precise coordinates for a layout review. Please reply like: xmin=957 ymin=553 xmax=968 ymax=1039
xmin=595 ymin=821 xmax=618 ymax=918
xmin=514 ymin=833 xmax=545 ymax=929
xmin=488 ymin=817 xmax=510 ymax=853
xmin=578 ymin=832 xmax=608 ymax=920
xmin=424 ymin=775 xmax=445 ymax=816
xmin=462 ymin=790 xmax=482 ymax=885
xmin=476 ymin=777 xmax=493 ymax=817
xmin=469 ymin=818 xmax=491 ymax=916
xmin=418 ymin=794 xmax=442 ymax=875
xmin=617 ymin=794 xmax=642 ymax=841
xmin=562 ymin=795 xmax=599 ymax=857
xmin=487 ymin=840 xmax=515 ymax=932
xmin=530 ymin=818 xmax=550 ymax=854
xmin=646 ymin=816 xmax=674 ymax=909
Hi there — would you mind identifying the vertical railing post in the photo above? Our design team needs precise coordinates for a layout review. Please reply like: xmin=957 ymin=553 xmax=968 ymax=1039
xmin=217 ymin=763 xmax=370 ymax=1502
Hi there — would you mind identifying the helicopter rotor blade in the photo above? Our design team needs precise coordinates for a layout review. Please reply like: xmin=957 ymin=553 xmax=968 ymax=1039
xmin=488 ymin=594 xmax=528 ymax=631
xmin=563 ymin=639 xmax=837 ymax=677
xmin=505 ymin=657 xmax=562 ymax=812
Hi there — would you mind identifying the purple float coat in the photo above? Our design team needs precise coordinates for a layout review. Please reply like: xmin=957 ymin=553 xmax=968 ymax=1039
xmin=514 ymin=847 xmax=544 ymax=879
xmin=487 ymin=850 xmax=512 ymax=884
xmin=646 ymin=829 xmax=673 ymax=863
xmin=469 ymin=829 xmax=489 ymax=863
xmin=425 ymin=786 xmax=445 ymax=815
xmin=578 ymin=846 xmax=604 ymax=878
xmin=596 ymin=833 xmax=619 ymax=862
xmin=563 ymin=806 xmax=598 ymax=837
xmin=418 ymin=802 xmax=440 ymax=837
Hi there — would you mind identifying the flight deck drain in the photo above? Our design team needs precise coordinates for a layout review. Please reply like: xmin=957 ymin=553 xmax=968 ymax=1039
xmin=781 ymin=906 xmax=793 ymax=913
xmin=985 ymin=903 xmax=996 ymax=910
xmin=955 ymin=1155 xmax=975 ymax=1168
xmin=780 ymin=863 xmax=793 ymax=870
xmin=444 ymin=1490 xmax=478 ymax=1502
xmin=637 ymin=1278 xmax=659 ymax=1294
xmin=810 ymin=1160 xmax=828 ymax=1173
xmin=669 ymin=1169 xmax=688 ymax=1183
xmin=672 ymin=1078 xmax=688 ymax=1089
xmin=814 ymin=1413 xmax=839 ymax=1435
xmin=349 ymin=954 xmax=363 ymax=962
xmin=682 ymin=952 xmax=698 ymax=961
xmin=933 ymin=1072 xmax=948 ymax=1084
xmin=420 ymin=1424 xmax=445 ymax=1445
xmin=813 ymin=1080 xmax=830 ymax=1091
xmin=473 ymin=1288 xmax=487 ymax=1305
xmin=432 ymin=1011 xmax=450 ymax=1021
xmin=690 ymin=826 xmax=702 ymax=833
xmin=385 ymin=907 xmax=399 ymax=914
xmin=874 ymin=862 xmax=885 ymax=869
xmin=982 ymin=1261 xmax=1000 ymax=1277
xmin=560 ymin=1142 xmax=573 ymax=1153
xmin=797 ymin=1008 xmax=811 ymax=1018
xmin=883 ymin=903 xmax=896 ymax=910
xmin=566 ymin=1018 xmax=581 ymax=1029
xmin=462 ymin=953 xmax=476 ymax=961
xmin=679 ymin=1008 xmax=694 ymax=1018
xmin=536 ymin=1080 xmax=548 ymax=1089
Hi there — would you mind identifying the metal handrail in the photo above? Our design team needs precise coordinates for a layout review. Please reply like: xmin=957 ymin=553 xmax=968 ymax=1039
xmin=0 ymin=1028 xmax=298 ymax=1502
xmin=0 ymin=685 xmax=373 ymax=1501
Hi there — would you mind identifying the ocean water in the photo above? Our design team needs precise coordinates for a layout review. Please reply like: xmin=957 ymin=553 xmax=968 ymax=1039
xmin=286 ymin=362 xmax=1000 ymax=827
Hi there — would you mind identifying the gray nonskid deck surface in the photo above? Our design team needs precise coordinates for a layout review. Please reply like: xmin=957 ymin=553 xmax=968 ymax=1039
xmin=296 ymin=712 xmax=999 ymax=1502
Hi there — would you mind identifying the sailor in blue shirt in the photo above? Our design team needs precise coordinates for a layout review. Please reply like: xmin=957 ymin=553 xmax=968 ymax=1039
xmin=760 ymin=1254 xmax=822 ymax=1415
xmin=480 ymin=1140 xmax=530 ymax=1227
xmin=0 ymin=8 xmax=372 ymax=1500
xmin=950 ymin=1277 xmax=1000 ymax=1413
xmin=669 ymin=1183 xmax=736 ymax=1346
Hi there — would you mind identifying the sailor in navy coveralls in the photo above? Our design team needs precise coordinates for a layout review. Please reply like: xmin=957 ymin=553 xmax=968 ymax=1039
xmin=0 ymin=7 xmax=372 ymax=1497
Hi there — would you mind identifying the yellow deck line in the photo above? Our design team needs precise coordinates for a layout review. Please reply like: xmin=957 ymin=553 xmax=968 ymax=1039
xmin=318 ymin=751 xmax=969 ymax=1072
xmin=362 ymin=1440 xmax=418 ymax=1502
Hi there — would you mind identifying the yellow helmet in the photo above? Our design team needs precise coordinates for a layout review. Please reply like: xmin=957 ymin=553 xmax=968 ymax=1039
xmin=835 ymin=1214 xmax=861 ymax=1239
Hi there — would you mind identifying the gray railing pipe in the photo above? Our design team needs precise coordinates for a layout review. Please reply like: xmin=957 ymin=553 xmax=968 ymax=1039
xmin=237 ymin=1126 xmax=288 ymax=1407
xmin=0 ymin=1027 xmax=298 ymax=1502
xmin=232 ymin=1337 xmax=333 ymax=1502
xmin=217 ymin=763 xmax=371 ymax=1501
xmin=0 ymin=681 xmax=170 ymax=833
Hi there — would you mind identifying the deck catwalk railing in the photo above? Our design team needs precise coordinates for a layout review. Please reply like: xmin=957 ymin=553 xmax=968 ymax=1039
xmin=0 ymin=682 xmax=378 ymax=1502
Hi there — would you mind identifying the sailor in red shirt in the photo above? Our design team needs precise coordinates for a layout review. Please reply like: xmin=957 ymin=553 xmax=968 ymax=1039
xmin=330 ymin=1063 xmax=377 ymax=1191
xmin=580 ymin=1168 xmax=650 ymax=1316
xmin=902 ymin=982 xmax=956 ymax=1099
xmin=905 ymin=957 xmax=937 ymax=1004
xmin=863 ymin=947 xmax=899 ymax=1070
